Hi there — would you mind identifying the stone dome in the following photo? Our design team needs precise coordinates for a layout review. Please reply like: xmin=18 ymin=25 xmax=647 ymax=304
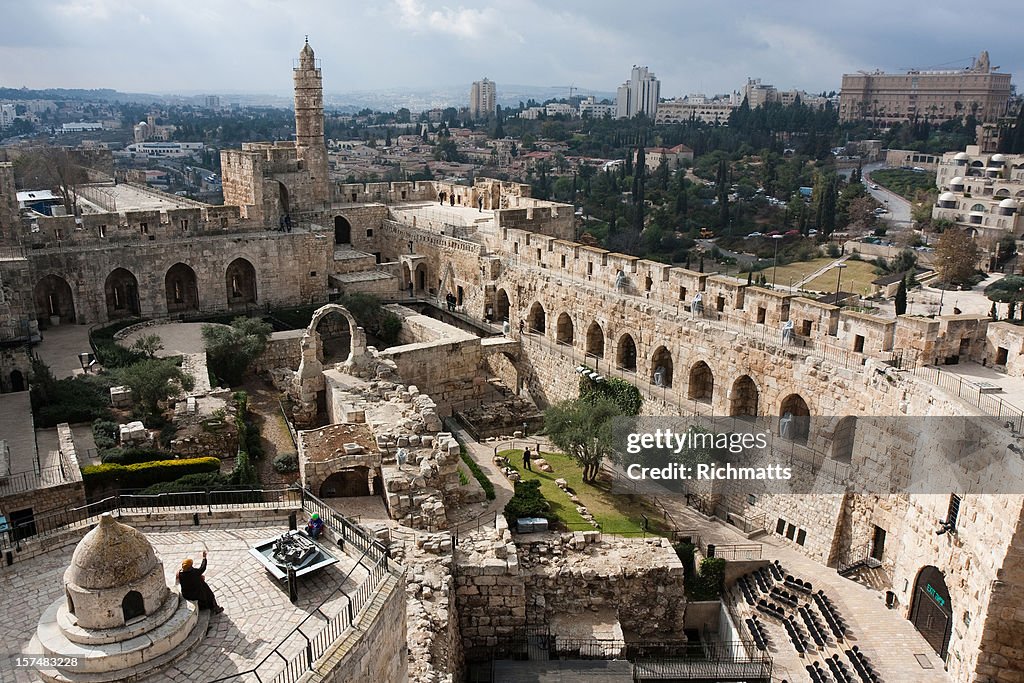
xmin=991 ymin=153 xmax=1006 ymax=163
xmin=938 ymin=191 xmax=957 ymax=203
xmin=66 ymin=514 xmax=159 ymax=590
xmin=999 ymin=198 xmax=1018 ymax=210
xmin=950 ymin=176 xmax=965 ymax=185
xmin=954 ymin=152 xmax=970 ymax=161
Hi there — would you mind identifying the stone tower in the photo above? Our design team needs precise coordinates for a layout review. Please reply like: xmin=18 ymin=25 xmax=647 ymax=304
xmin=0 ymin=162 xmax=19 ymax=245
xmin=294 ymin=38 xmax=330 ymax=207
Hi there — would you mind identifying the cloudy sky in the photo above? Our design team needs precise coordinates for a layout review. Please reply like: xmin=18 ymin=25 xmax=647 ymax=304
xmin=1 ymin=0 xmax=1020 ymax=98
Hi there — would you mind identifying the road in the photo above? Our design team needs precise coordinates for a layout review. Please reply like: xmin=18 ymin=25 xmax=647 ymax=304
xmin=862 ymin=162 xmax=913 ymax=226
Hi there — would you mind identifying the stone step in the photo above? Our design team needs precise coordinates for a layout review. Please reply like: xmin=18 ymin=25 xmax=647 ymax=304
xmin=35 ymin=596 xmax=202 ymax=675
xmin=34 ymin=608 xmax=210 ymax=683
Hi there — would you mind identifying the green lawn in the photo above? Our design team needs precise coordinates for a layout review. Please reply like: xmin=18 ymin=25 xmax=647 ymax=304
xmin=498 ymin=449 xmax=666 ymax=535
xmin=754 ymin=257 xmax=836 ymax=289
xmin=804 ymin=259 xmax=880 ymax=296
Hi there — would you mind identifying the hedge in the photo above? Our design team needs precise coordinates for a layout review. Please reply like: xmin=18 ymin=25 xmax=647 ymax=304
xmin=459 ymin=443 xmax=496 ymax=500
xmin=83 ymin=457 xmax=221 ymax=490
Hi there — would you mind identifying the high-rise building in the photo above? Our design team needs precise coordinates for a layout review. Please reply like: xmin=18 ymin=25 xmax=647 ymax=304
xmin=615 ymin=66 xmax=660 ymax=119
xmin=839 ymin=51 xmax=1012 ymax=124
xmin=469 ymin=78 xmax=496 ymax=119
xmin=204 ymin=95 xmax=220 ymax=109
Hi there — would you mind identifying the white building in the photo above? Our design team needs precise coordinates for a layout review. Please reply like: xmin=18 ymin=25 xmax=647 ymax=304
xmin=0 ymin=104 xmax=16 ymax=129
xmin=125 ymin=142 xmax=204 ymax=158
xmin=933 ymin=145 xmax=1024 ymax=241
xmin=544 ymin=103 xmax=576 ymax=117
xmin=469 ymin=78 xmax=496 ymax=119
xmin=655 ymin=95 xmax=739 ymax=125
xmin=616 ymin=66 xmax=660 ymax=119
xmin=579 ymin=96 xmax=615 ymax=119
xmin=61 ymin=122 xmax=103 ymax=133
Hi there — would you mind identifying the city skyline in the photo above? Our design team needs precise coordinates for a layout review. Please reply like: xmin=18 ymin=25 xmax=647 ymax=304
xmin=1 ymin=0 xmax=1021 ymax=101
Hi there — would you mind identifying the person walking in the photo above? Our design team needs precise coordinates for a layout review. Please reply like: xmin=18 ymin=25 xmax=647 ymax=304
xmin=523 ymin=447 xmax=532 ymax=471
xmin=176 ymin=551 xmax=223 ymax=614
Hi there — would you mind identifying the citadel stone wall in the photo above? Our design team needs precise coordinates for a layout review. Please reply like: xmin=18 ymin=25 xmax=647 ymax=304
xmin=24 ymin=230 xmax=331 ymax=324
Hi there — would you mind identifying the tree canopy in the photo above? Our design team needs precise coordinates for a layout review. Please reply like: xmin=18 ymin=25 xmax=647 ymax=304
xmin=544 ymin=396 xmax=621 ymax=483
xmin=203 ymin=316 xmax=272 ymax=387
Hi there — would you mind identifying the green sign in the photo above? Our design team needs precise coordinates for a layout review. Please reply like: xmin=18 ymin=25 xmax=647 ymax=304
xmin=926 ymin=583 xmax=946 ymax=607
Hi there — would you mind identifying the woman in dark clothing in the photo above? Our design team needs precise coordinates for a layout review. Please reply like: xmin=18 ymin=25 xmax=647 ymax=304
xmin=175 ymin=551 xmax=224 ymax=613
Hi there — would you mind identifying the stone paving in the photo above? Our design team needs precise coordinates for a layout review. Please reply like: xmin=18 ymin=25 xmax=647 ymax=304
xmin=651 ymin=495 xmax=951 ymax=683
xmin=34 ymin=324 xmax=92 ymax=379
xmin=0 ymin=523 xmax=368 ymax=683
xmin=0 ymin=391 xmax=36 ymax=472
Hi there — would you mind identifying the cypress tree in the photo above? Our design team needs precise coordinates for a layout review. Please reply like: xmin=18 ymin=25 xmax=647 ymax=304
xmin=895 ymin=277 xmax=907 ymax=315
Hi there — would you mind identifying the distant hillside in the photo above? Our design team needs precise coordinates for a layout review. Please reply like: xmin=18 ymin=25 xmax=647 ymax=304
xmin=0 ymin=87 xmax=161 ymax=103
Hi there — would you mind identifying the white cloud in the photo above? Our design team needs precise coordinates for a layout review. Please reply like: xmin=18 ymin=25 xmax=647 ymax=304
xmin=394 ymin=0 xmax=511 ymax=42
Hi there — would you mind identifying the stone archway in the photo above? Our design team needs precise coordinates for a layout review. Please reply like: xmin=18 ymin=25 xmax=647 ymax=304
xmin=10 ymin=370 xmax=25 ymax=392
xmin=165 ymin=263 xmax=199 ymax=314
xmin=688 ymin=361 xmax=714 ymax=402
xmin=729 ymin=375 xmax=759 ymax=417
xmin=831 ymin=416 xmax=857 ymax=463
xmin=556 ymin=313 xmax=574 ymax=345
xmin=586 ymin=322 xmax=604 ymax=358
xmin=527 ymin=302 xmax=546 ymax=334
xmin=334 ymin=216 xmax=352 ymax=244
xmin=34 ymin=274 xmax=75 ymax=324
xmin=616 ymin=333 xmax=637 ymax=372
xmin=320 ymin=468 xmax=371 ymax=497
xmin=305 ymin=304 xmax=366 ymax=365
xmin=315 ymin=308 xmax=352 ymax=362
xmin=651 ymin=346 xmax=673 ymax=387
xmin=104 ymin=268 xmax=140 ymax=320
xmin=414 ymin=263 xmax=428 ymax=293
xmin=121 ymin=590 xmax=145 ymax=623
xmin=779 ymin=393 xmax=810 ymax=443
xmin=495 ymin=289 xmax=511 ymax=322
xmin=225 ymin=257 xmax=258 ymax=307
xmin=277 ymin=181 xmax=290 ymax=216
xmin=910 ymin=566 xmax=952 ymax=659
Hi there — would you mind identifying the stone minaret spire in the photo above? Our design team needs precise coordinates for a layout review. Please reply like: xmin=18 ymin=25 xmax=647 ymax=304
xmin=294 ymin=38 xmax=329 ymax=206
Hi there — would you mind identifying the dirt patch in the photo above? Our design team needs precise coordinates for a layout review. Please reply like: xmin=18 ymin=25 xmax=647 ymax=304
xmin=298 ymin=423 xmax=377 ymax=462
xmin=241 ymin=376 xmax=301 ymax=488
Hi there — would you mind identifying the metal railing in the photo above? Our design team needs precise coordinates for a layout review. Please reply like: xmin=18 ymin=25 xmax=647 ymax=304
xmin=0 ymin=463 xmax=75 ymax=497
xmin=910 ymin=364 xmax=1024 ymax=432
xmin=2 ymin=486 xmax=402 ymax=683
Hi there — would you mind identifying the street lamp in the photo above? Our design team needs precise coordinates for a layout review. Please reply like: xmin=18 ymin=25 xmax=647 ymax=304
xmin=833 ymin=262 xmax=848 ymax=306
xmin=771 ymin=235 xmax=784 ymax=288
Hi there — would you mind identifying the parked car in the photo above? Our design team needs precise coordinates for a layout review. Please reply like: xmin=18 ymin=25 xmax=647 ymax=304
xmin=871 ymin=184 xmax=880 ymax=190
xmin=808 ymin=229 xmax=819 ymax=235
xmin=747 ymin=232 xmax=763 ymax=238
xmin=785 ymin=229 xmax=801 ymax=236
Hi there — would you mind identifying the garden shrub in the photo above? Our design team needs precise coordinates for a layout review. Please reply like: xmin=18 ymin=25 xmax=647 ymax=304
xmin=273 ymin=453 xmax=299 ymax=473
xmin=504 ymin=479 xmax=555 ymax=522
xmin=83 ymin=457 xmax=221 ymax=490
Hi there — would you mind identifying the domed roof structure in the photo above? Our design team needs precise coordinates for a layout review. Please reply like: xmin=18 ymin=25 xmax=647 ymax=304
xmin=939 ymin=192 xmax=957 ymax=202
xmin=991 ymin=153 xmax=1006 ymax=163
xmin=999 ymin=198 xmax=1019 ymax=210
xmin=66 ymin=514 xmax=159 ymax=590
xmin=950 ymin=176 xmax=965 ymax=185
xmin=954 ymin=152 xmax=970 ymax=161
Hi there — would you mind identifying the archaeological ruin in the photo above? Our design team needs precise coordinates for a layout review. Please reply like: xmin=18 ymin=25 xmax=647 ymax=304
xmin=2 ymin=41 xmax=1024 ymax=683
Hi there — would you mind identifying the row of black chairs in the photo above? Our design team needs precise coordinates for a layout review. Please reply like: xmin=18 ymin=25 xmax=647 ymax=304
xmin=745 ymin=616 xmax=770 ymax=651
xmin=784 ymin=615 xmax=810 ymax=655
xmin=798 ymin=605 xmax=828 ymax=648
xmin=806 ymin=661 xmax=835 ymax=683
xmin=770 ymin=585 xmax=800 ymax=608
xmin=752 ymin=566 xmax=774 ymax=594
xmin=756 ymin=598 xmax=787 ymax=621
xmin=814 ymin=590 xmax=849 ymax=640
xmin=825 ymin=653 xmax=856 ymax=683
xmin=846 ymin=646 xmax=879 ymax=683
xmin=785 ymin=573 xmax=814 ymax=594
xmin=769 ymin=559 xmax=786 ymax=582
xmin=738 ymin=576 xmax=757 ymax=605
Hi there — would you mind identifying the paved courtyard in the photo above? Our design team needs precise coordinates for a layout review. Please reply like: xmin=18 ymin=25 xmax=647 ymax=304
xmin=0 ymin=523 xmax=368 ymax=683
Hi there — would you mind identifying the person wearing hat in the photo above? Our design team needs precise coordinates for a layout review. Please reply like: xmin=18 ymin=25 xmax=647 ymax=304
xmin=175 ymin=550 xmax=223 ymax=614
xmin=305 ymin=512 xmax=325 ymax=539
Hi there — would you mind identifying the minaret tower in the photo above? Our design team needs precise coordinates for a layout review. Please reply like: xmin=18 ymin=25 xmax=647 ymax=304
xmin=294 ymin=37 xmax=329 ymax=206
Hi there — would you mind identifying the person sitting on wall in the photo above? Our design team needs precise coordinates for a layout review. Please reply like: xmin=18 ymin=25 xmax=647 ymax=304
xmin=176 ymin=551 xmax=223 ymax=613
xmin=305 ymin=512 xmax=325 ymax=539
